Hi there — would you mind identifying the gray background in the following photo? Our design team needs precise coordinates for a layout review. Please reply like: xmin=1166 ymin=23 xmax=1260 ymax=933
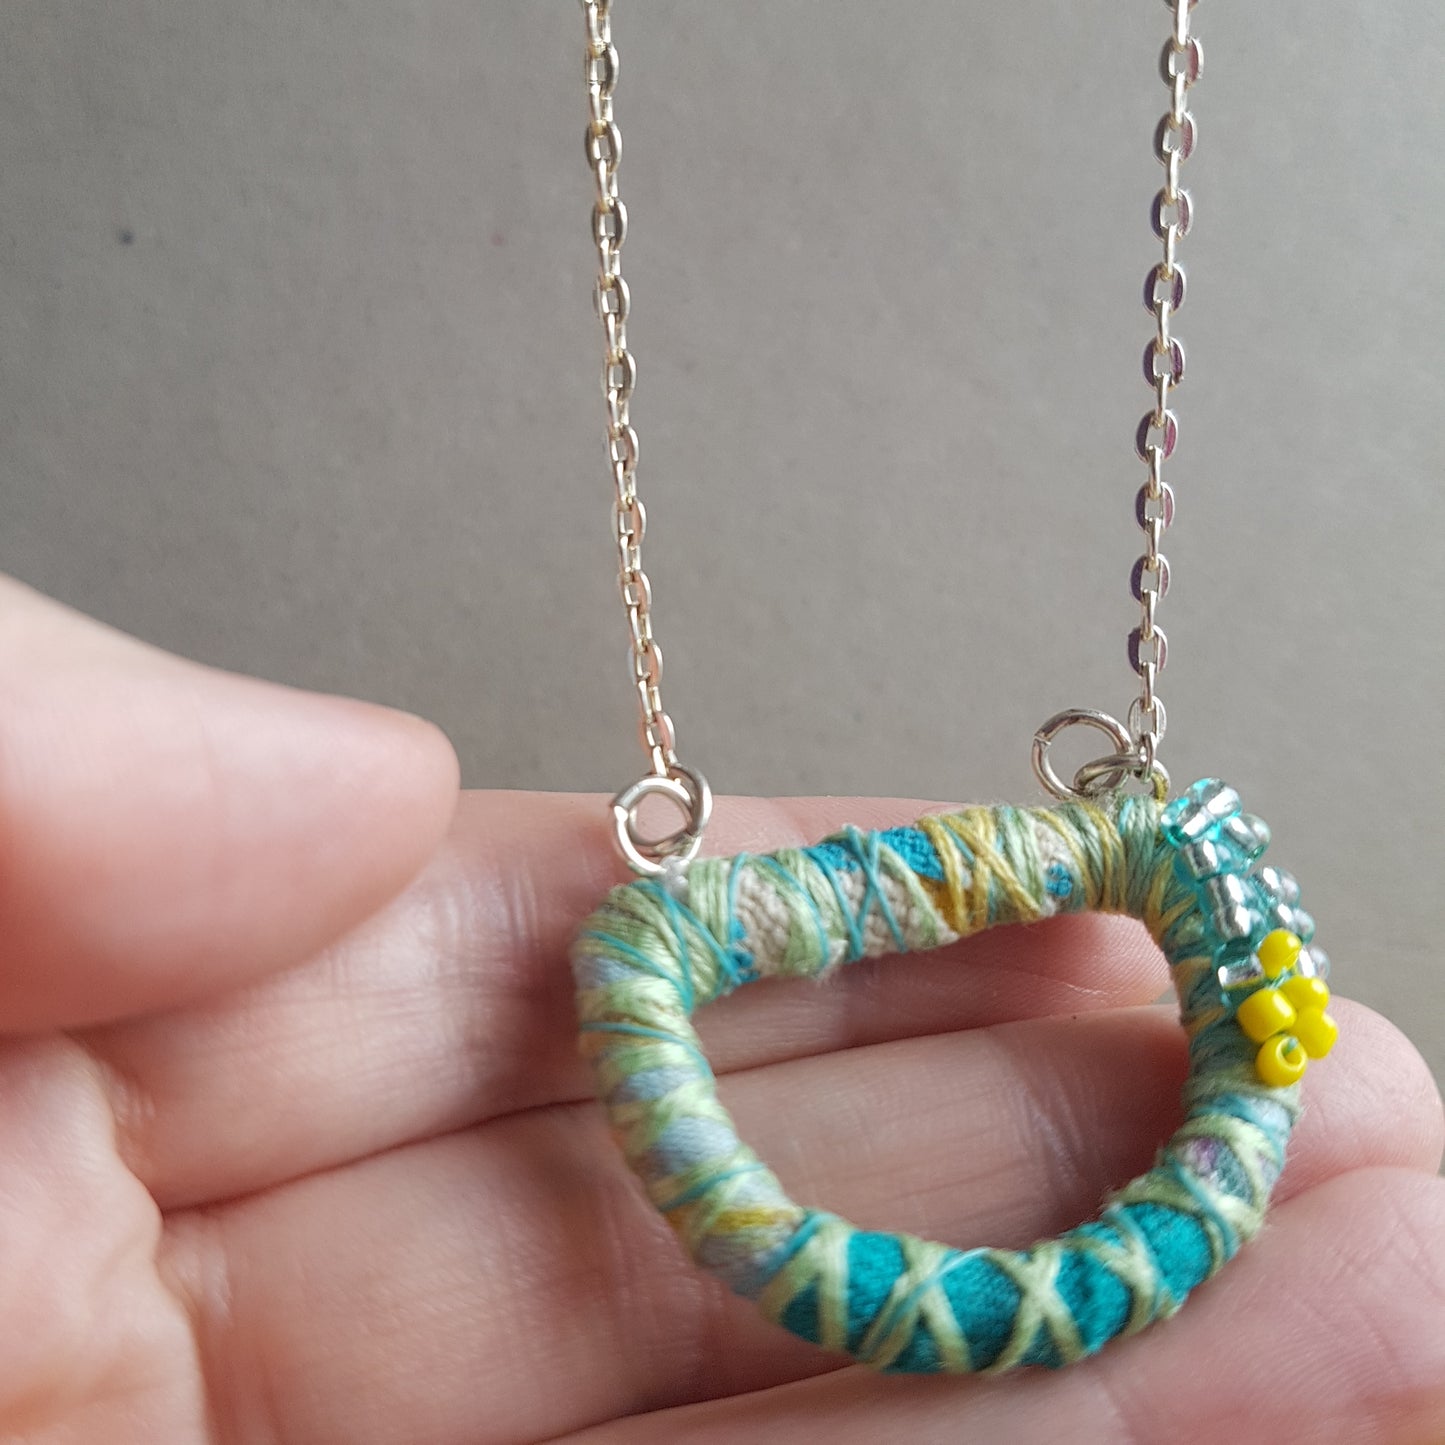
xmin=3 ymin=4 xmax=1442 ymax=1085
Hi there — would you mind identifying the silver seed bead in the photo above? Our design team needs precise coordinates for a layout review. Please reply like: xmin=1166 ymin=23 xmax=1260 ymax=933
xmin=1256 ymin=866 xmax=1301 ymax=905
xmin=1180 ymin=838 xmax=1225 ymax=879
xmin=1204 ymin=873 xmax=1254 ymax=942
xmin=1218 ymin=955 xmax=1266 ymax=992
xmin=1220 ymin=812 xmax=1270 ymax=859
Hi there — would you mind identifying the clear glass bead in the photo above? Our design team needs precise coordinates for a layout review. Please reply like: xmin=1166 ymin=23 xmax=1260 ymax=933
xmin=1161 ymin=778 xmax=1243 ymax=846
xmin=1256 ymin=865 xmax=1301 ymax=906
xmin=1203 ymin=872 xmax=1255 ymax=942
xmin=1220 ymin=812 xmax=1271 ymax=861
xmin=1177 ymin=838 xmax=1225 ymax=880
xmin=1284 ymin=907 xmax=1316 ymax=945
xmin=1218 ymin=954 xmax=1266 ymax=992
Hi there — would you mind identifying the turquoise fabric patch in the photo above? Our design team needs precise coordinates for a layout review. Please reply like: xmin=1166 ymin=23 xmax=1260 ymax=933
xmin=780 ymin=1280 xmax=820 ymax=1343
xmin=1045 ymin=861 xmax=1074 ymax=898
xmin=1129 ymin=1203 xmax=1217 ymax=1300
xmin=807 ymin=827 xmax=944 ymax=882
xmin=940 ymin=1254 xmax=1024 ymax=1371
xmin=1053 ymin=1230 xmax=1134 ymax=1355
xmin=844 ymin=1232 xmax=909 ymax=1351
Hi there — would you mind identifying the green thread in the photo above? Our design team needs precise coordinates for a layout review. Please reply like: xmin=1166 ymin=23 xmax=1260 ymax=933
xmin=572 ymin=789 xmax=1305 ymax=1373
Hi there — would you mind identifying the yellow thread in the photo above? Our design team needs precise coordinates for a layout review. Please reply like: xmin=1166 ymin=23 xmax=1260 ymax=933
xmin=917 ymin=814 xmax=976 ymax=936
xmin=950 ymin=810 xmax=1042 ymax=929
xmin=804 ymin=1219 xmax=846 ymax=1353
xmin=1082 ymin=800 xmax=1128 ymax=910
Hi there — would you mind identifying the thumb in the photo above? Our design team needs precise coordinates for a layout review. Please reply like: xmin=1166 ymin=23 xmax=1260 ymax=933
xmin=0 ymin=575 xmax=459 ymax=1032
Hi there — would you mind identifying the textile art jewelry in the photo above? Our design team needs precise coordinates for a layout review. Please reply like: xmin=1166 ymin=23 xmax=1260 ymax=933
xmin=570 ymin=1 xmax=1337 ymax=1375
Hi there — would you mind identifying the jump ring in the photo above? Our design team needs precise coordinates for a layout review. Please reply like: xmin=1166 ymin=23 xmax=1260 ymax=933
xmin=1032 ymin=709 xmax=1135 ymax=801
xmin=611 ymin=764 xmax=713 ymax=877
xmin=1073 ymin=749 xmax=1172 ymax=803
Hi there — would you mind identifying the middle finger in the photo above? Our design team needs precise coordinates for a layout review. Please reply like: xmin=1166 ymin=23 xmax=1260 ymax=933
xmin=160 ymin=997 xmax=1438 ymax=1445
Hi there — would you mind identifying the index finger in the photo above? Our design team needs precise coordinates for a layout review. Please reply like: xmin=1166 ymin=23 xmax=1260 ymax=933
xmin=88 ymin=787 xmax=1171 ymax=1209
xmin=0 ymin=575 xmax=460 ymax=1031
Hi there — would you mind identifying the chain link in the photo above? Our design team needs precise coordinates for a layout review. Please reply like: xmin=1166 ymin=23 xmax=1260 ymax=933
xmin=1129 ymin=0 xmax=1202 ymax=776
xmin=1033 ymin=0 xmax=1200 ymax=802
xmin=582 ymin=1 xmax=672 ymax=775
xmin=582 ymin=2 xmax=1203 ymax=819
xmin=582 ymin=1 xmax=711 ymax=872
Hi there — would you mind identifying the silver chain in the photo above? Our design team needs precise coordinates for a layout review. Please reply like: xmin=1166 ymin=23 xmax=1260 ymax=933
xmin=1035 ymin=0 xmax=1200 ymax=803
xmin=584 ymin=2 xmax=1205 ymax=863
xmin=582 ymin=1 xmax=711 ymax=876
xmin=1130 ymin=0 xmax=1202 ymax=779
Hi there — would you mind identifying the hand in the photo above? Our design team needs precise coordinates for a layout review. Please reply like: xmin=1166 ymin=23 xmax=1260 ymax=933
xmin=4 ymin=573 xmax=1443 ymax=1445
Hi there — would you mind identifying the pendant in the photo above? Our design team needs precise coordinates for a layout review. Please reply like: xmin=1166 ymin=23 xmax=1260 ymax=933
xmin=571 ymin=778 xmax=1336 ymax=1373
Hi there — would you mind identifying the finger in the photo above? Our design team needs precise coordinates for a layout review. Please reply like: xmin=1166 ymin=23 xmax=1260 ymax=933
xmin=0 ymin=575 xmax=459 ymax=1030
xmin=91 ymin=790 xmax=1169 ymax=1208
xmin=159 ymin=1001 xmax=1441 ymax=1445
xmin=554 ymin=1169 xmax=1445 ymax=1445
xmin=0 ymin=1034 xmax=201 ymax=1437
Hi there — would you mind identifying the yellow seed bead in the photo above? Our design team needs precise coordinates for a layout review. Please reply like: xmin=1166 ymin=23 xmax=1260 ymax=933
xmin=1282 ymin=975 xmax=1331 ymax=1013
xmin=1293 ymin=1007 xmax=1339 ymax=1059
xmin=1256 ymin=1034 xmax=1308 ymax=1088
xmin=1237 ymin=986 xmax=1297 ymax=1044
xmin=1257 ymin=929 xmax=1303 ymax=979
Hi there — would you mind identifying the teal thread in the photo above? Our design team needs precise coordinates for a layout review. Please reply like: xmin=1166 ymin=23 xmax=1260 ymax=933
xmin=839 ymin=826 xmax=909 ymax=954
xmin=723 ymin=855 xmax=757 ymax=983
xmin=758 ymin=854 xmax=833 ymax=963
xmin=800 ymin=827 xmax=907 ymax=962
xmin=577 ymin=929 xmax=687 ymax=1004
xmin=634 ymin=880 xmax=698 ymax=1012
xmin=655 ymin=1161 xmax=768 ymax=1214
xmin=577 ymin=1020 xmax=714 ymax=1077
xmin=572 ymin=784 xmax=1306 ymax=1374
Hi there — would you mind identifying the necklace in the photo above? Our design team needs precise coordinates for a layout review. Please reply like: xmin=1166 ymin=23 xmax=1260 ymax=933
xmin=569 ymin=1 xmax=1337 ymax=1375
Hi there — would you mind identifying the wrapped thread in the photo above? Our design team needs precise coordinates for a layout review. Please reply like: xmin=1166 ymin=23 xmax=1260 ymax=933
xmin=572 ymin=789 xmax=1303 ymax=1373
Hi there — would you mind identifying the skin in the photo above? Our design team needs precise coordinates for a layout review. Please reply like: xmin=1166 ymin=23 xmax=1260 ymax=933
xmin=1 ymin=571 xmax=1442 ymax=1445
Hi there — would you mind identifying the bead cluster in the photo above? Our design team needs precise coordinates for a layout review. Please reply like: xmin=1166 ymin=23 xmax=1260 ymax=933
xmin=1161 ymin=779 xmax=1337 ymax=1087
xmin=1233 ymin=930 xmax=1338 ymax=1086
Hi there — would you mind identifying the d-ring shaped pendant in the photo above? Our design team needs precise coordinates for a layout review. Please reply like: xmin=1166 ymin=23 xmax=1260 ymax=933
xmin=572 ymin=780 xmax=1337 ymax=1373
